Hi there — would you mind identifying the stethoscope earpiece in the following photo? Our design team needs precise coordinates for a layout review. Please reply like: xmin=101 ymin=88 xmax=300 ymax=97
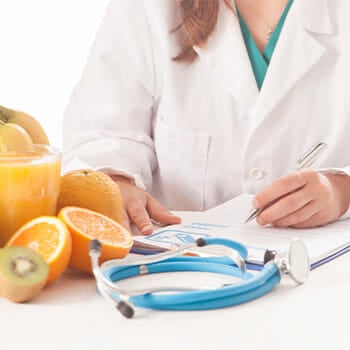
xmin=263 ymin=249 xmax=277 ymax=265
xmin=89 ymin=239 xmax=102 ymax=255
xmin=116 ymin=300 xmax=134 ymax=319
xmin=196 ymin=237 xmax=206 ymax=247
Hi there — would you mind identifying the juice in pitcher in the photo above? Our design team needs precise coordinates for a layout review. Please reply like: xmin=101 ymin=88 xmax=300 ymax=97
xmin=0 ymin=145 xmax=61 ymax=246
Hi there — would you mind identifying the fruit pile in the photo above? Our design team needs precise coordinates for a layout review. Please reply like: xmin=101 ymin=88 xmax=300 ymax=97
xmin=1 ymin=205 xmax=132 ymax=303
xmin=0 ymin=172 xmax=133 ymax=303
xmin=0 ymin=105 xmax=132 ymax=303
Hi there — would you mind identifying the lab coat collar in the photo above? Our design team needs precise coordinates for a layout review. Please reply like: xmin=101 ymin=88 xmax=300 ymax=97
xmin=299 ymin=0 xmax=334 ymax=35
xmin=248 ymin=0 xmax=334 ymax=127
xmin=192 ymin=0 xmax=334 ymax=126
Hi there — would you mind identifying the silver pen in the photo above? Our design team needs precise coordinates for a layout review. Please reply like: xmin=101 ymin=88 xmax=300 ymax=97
xmin=244 ymin=142 xmax=328 ymax=224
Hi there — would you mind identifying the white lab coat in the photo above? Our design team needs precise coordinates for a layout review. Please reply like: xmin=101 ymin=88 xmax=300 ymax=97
xmin=63 ymin=0 xmax=350 ymax=211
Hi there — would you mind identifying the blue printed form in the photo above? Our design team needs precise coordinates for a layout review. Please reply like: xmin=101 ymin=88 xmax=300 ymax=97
xmin=133 ymin=194 xmax=350 ymax=270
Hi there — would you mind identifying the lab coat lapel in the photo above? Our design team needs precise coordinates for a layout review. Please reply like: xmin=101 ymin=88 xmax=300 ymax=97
xmin=250 ymin=0 xmax=334 ymax=124
xmin=193 ymin=3 xmax=259 ymax=117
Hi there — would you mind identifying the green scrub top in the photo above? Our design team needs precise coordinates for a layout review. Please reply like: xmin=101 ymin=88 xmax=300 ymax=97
xmin=237 ymin=0 xmax=294 ymax=89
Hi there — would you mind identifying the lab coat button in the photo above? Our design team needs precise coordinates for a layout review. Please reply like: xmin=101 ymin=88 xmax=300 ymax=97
xmin=250 ymin=168 xmax=264 ymax=180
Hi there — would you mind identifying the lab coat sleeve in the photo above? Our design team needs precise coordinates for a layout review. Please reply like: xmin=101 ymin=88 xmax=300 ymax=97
xmin=318 ymin=167 xmax=350 ymax=177
xmin=317 ymin=167 xmax=350 ymax=219
xmin=62 ymin=0 xmax=156 ymax=190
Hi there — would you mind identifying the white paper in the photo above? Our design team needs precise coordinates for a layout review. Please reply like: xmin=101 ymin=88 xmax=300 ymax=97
xmin=133 ymin=194 xmax=350 ymax=267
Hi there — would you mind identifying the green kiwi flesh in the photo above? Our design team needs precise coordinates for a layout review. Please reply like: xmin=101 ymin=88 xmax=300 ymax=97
xmin=0 ymin=246 xmax=49 ymax=302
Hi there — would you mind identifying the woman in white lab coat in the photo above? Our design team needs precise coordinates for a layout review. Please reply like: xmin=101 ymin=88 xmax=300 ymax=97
xmin=63 ymin=0 xmax=350 ymax=234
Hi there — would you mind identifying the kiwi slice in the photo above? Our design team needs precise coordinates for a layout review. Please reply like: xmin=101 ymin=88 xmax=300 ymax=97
xmin=0 ymin=246 xmax=49 ymax=303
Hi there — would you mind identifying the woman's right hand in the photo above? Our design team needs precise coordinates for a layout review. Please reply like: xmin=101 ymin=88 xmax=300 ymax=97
xmin=111 ymin=175 xmax=181 ymax=235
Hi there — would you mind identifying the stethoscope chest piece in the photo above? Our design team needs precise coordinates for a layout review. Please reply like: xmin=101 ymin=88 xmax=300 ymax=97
xmin=264 ymin=238 xmax=310 ymax=284
xmin=287 ymin=238 xmax=310 ymax=283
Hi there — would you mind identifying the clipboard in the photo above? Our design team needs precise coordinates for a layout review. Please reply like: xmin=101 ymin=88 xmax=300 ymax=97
xmin=132 ymin=194 xmax=350 ymax=270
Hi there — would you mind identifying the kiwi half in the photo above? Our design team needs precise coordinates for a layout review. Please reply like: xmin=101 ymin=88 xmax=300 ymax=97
xmin=0 ymin=246 xmax=49 ymax=303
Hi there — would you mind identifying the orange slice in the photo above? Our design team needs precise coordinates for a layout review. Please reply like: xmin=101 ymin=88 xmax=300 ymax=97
xmin=6 ymin=216 xmax=72 ymax=284
xmin=57 ymin=207 xmax=133 ymax=274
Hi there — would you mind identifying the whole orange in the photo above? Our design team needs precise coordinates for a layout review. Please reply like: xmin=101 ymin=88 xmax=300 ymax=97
xmin=56 ymin=169 xmax=123 ymax=224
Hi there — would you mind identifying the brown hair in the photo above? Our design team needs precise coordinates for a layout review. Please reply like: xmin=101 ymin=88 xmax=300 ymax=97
xmin=174 ymin=0 xmax=233 ymax=63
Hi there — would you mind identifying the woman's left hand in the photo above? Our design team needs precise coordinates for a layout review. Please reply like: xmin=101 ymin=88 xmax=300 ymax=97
xmin=253 ymin=169 xmax=350 ymax=228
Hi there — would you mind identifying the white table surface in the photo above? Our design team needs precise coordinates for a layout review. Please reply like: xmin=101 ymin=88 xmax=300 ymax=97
xmin=1 ymin=250 xmax=349 ymax=350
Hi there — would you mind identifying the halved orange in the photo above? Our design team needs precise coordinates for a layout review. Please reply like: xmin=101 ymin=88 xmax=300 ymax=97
xmin=57 ymin=206 xmax=133 ymax=274
xmin=6 ymin=216 xmax=72 ymax=284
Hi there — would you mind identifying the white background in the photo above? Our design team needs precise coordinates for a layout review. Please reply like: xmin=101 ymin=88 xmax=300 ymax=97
xmin=0 ymin=4 xmax=349 ymax=349
xmin=0 ymin=0 xmax=110 ymax=148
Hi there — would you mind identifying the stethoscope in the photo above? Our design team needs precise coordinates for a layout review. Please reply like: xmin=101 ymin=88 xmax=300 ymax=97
xmin=89 ymin=237 xmax=310 ymax=318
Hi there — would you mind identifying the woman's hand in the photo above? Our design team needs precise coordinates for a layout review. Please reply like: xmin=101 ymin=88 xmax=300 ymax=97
xmin=111 ymin=175 xmax=181 ymax=235
xmin=252 ymin=169 xmax=350 ymax=228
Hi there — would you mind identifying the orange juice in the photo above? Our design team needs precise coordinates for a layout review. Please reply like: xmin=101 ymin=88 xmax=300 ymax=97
xmin=0 ymin=145 xmax=61 ymax=246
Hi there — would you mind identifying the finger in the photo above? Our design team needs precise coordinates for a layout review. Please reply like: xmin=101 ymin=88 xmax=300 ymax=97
xmin=126 ymin=199 xmax=153 ymax=235
xmin=271 ymin=201 xmax=320 ymax=227
xmin=257 ymin=187 xmax=314 ymax=225
xmin=253 ymin=171 xmax=308 ymax=210
xmin=122 ymin=210 xmax=132 ymax=233
xmin=146 ymin=195 xmax=182 ymax=225
xmin=291 ymin=210 xmax=333 ymax=228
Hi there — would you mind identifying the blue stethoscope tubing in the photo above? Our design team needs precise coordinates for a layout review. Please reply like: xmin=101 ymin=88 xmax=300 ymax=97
xmin=98 ymin=237 xmax=282 ymax=311
xmin=105 ymin=257 xmax=280 ymax=310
